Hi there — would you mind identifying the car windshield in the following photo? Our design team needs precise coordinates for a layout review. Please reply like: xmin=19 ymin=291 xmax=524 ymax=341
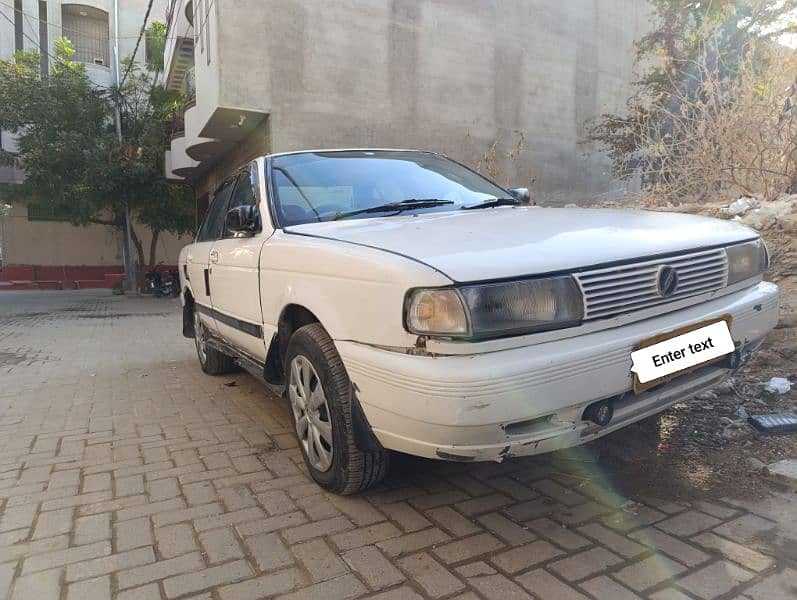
xmin=270 ymin=150 xmax=511 ymax=226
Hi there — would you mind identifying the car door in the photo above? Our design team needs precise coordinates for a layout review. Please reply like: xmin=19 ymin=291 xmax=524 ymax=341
xmin=186 ymin=177 xmax=235 ymax=333
xmin=208 ymin=165 xmax=270 ymax=362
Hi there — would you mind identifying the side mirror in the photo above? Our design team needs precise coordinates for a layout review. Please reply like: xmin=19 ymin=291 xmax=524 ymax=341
xmin=225 ymin=205 xmax=260 ymax=233
xmin=508 ymin=187 xmax=531 ymax=204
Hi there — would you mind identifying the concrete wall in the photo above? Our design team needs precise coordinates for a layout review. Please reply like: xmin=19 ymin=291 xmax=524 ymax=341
xmin=203 ymin=0 xmax=649 ymax=204
xmin=0 ymin=204 xmax=189 ymax=266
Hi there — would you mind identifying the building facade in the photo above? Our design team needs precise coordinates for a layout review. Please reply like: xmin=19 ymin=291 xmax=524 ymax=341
xmin=0 ymin=0 xmax=188 ymax=288
xmin=163 ymin=0 xmax=649 ymax=215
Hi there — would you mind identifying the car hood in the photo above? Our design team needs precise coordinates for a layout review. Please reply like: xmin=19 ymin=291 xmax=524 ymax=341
xmin=283 ymin=207 xmax=758 ymax=282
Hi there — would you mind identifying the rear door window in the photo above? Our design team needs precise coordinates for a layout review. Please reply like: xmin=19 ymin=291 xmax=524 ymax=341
xmin=197 ymin=178 xmax=235 ymax=242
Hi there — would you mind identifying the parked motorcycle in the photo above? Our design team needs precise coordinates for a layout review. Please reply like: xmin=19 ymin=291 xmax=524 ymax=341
xmin=145 ymin=265 xmax=180 ymax=297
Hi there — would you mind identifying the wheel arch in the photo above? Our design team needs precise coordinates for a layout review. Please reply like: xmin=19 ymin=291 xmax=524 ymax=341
xmin=264 ymin=303 xmax=322 ymax=384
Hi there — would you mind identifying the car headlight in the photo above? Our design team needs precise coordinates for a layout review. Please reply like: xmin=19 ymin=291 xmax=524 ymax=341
xmin=405 ymin=276 xmax=584 ymax=339
xmin=726 ymin=239 xmax=768 ymax=285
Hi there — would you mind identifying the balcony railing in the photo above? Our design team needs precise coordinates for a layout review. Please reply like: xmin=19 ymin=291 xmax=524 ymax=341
xmin=171 ymin=104 xmax=185 ymax=139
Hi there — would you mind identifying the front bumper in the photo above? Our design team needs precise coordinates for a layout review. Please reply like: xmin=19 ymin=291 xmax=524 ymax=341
xmin=337 ymin=282 xmax=779 ymax=462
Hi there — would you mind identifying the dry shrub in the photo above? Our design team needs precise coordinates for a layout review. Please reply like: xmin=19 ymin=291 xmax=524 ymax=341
xmin=618 ymin=47 xmax=797 ymax=203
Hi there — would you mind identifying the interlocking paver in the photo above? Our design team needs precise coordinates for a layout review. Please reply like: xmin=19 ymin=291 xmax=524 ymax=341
xmin=476 ymin=512 xmax=536 ymax=546
xmin=467 ymin=572 xmax=533 ymax=599
xmin=579 ymin=575 xmax=641 ymax=600
xmin=0 ymin=561 xmax=16 ymax=599
xmin=218 ymin=568 xmax=306 ymax=600
xmin=21 ymin=540 xmax=110 ymax=574
xmin=66 ymin=574 xmax=112 ymax=600
xmin=426 ymin=506 xmax=481 ymax=537
xmin=74 ymin=512 xmax=112 ymax=545
xmin=275 ymin=573 xmax=366 ymax=600
xmin=628 ymin=526 xmax=710 ymax=567
xmin=66 ymin=546 xmax=155 ymax=582
xmin=398 ymin=552 xmax=465 ymax=598
xmin=677 ymin=559 xmax=755 ymax=599
xmin=330 ymin=521 xmax=401 ymax=551
xmin=117 ymin=551 xmax=204 ymax=590
xmin=115 ymin=517 xmax=153 ymax=551
xmin=516 ymin=568 xmax=588 ymax=599
xmin=162 ymin=558 xmax=253 ymax=598
xmin=245 ymin=532 xmax=294 ymax=571
xmin=282 ymin=516 xmax=353 ymax=544
xmin=342 ymin=544 xmax=405 ymax=590
xmin=32 ymin=507 xmax=74 ymax=539
xmin=548 ymin=546 xmax=624 ymax=581
xmin=376 ymin=527 xmax=452 ymax=558
xmin=656 ymin=510 xmax=722 ymax=537
xmin=10 ymin=567 xmax=61 ymax=600
xmin=691 ymin=531 xmax=775 ymax=572
xmin=193 ymin=506 xmax=266 ymax=532
xmin=199 ymin=527 xmax=244 ymax=563
xmin=291 ymin=538 xmax=348 ymax=582
xmin=526 ymin=517 xmax=591 ymax=550
xmin=577 ymin=523 xmax=646 ymax=558
xmin=491 ymin=539 xmax=564 ymax=574
xmin=433 ymin=532 xmax=505 ymax=564
xmin=0 ymin=291 xmax=793 ymax=600
xmin=155 ymin=523 xmax=198 ymax=558
xmin=613 ymin=555 xmax=686 ymax=592
xmin=742 ymin=568 xmax=797 ymax=600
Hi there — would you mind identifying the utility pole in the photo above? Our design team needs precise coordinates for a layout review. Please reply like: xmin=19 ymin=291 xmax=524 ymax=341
xmin=112 ymin=0 xmax=137 ymax=294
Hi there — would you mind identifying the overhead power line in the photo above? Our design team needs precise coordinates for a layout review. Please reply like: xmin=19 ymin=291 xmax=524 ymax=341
xmin=118 ymin=0 xmax=154 ymax=89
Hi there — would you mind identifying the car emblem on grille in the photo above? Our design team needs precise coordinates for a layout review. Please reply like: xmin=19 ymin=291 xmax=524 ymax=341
xmin=656 ymin=265 xmax=679 ymax=298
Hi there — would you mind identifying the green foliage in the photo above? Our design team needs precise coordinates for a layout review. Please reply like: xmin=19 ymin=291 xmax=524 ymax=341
xmin=0 ymin=40 xmax=112 ymax=219
xmin=0 ymin=26 xmax=194 ymax=270
xmin=588 ymin=0 xmax=797 ymax=192
xmin=145 ymin=21 xmax=167 ymax=74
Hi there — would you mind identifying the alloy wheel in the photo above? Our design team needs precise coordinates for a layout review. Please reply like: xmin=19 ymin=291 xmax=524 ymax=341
xmin=289 ymin=355 xmax=334 ymax=472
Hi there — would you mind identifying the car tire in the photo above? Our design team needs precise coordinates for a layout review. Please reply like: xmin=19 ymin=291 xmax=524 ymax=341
xmin=285 ymin=323 xmax=389 ymax=495
xmin=193 ymin=310 xmax=236 ymax=375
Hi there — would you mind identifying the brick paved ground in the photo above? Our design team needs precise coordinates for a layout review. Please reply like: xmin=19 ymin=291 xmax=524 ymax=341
xmin=0 ymin=290 xmax=794 ymax=600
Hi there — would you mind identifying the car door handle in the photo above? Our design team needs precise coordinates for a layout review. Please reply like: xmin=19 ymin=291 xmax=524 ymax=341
xmin=209 ymin=250 xmax=219 ymax=264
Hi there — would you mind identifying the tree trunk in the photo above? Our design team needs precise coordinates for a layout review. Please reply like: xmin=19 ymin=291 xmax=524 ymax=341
xmin=129 ymin=225 xmax=145 ymax=291
xmin=148 ymin=229 xmax=160 ymax=273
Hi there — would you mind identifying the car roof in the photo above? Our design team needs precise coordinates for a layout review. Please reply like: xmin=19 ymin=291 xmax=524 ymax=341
xmin=265 ymin=148 xmax=439 ymax=159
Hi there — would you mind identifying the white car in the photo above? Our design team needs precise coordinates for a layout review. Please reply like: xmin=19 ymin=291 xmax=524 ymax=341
xmin=179 ymin=149 xmax=779 ymax=494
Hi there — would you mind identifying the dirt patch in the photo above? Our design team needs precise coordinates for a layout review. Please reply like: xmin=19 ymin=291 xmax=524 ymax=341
xmin=0 ymin=351 xmax=28 ymax=366
xmin=590 ymin=204 xmax=797 ymax=502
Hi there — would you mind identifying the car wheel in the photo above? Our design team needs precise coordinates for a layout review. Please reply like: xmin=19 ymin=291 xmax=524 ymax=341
xmin=193 ymin=310 xmax=235 ymax=375
xmin=285 ymin=323 xmax=389 ymax=495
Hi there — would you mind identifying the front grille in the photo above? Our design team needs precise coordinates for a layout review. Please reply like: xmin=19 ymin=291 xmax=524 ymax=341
xmin=574 ymin=247 xmax=729 ymax=320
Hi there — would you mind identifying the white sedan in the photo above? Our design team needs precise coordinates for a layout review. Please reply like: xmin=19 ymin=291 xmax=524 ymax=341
xmin=179 ymin=149 xmax=779 ymax=494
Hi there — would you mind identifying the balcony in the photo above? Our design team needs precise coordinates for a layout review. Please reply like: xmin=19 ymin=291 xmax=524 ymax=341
xmin=164 ymin=0 xmax=194 ymax=94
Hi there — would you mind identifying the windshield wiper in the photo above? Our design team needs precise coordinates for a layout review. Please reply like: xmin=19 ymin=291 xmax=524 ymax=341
xmin=332 ymin=199 xmax=454 ymax=220
xmin=461 ymin=198 xmax=520 ymax=210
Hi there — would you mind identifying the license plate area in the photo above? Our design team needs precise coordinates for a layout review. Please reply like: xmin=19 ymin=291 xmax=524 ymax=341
xmin=632 ymin=315 xmax=734 ymax=394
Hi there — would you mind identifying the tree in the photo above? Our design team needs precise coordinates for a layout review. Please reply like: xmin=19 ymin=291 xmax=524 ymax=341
xmin=588 ymin=0 xmax=797 ymax=202
xmin=0 ymin=29 xmax=194 ymax=282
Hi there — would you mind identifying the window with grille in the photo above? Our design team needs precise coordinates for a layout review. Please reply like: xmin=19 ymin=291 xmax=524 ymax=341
xmin=61 ymin=4 xmax=110 ymax=66
xmin=27 ymin=203 xmax=73 ymax=222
